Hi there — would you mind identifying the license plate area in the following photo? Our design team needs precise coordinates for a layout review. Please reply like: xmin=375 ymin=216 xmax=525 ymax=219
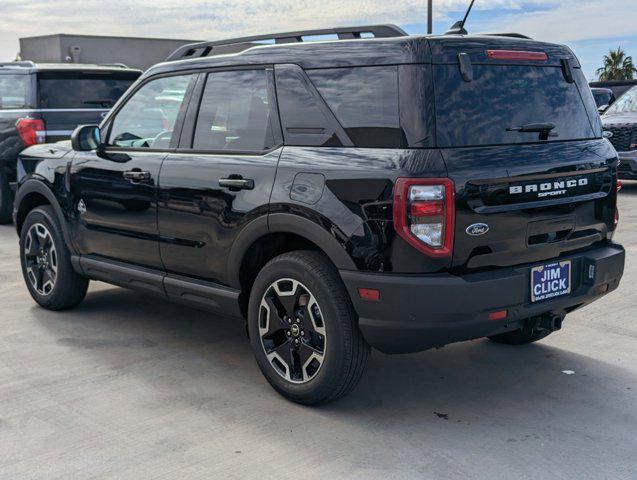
xmin=531 ymin=260 xmax=572 ymax=303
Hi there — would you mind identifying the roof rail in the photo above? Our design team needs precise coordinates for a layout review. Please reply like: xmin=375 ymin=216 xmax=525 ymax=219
xmin=166 ymin=24 xmax=408 ymax=62
xmin=0 ymin=61 xmax=36 ymax=68
xmin=98 ymin=63 xmax=129 ymax=68
xmin=483 ymin=33 xmax=533 ymax=40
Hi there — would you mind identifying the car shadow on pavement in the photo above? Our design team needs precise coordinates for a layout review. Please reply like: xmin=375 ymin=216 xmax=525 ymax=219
xmin=33 ymin=284 xmax=637 ymax=429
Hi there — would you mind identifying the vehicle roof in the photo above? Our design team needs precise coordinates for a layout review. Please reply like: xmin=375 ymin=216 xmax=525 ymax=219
xmin=0 ymin=62 xmax=141 ymax=74
xmin=145 ymin=34 xmax=577 ymax=79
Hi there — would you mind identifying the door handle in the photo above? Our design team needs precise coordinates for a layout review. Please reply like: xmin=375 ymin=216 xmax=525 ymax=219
xmin=123 ymin=169 xmax=151 ymax=182
xmin=219 ymin=177 xmax=254 ymax=191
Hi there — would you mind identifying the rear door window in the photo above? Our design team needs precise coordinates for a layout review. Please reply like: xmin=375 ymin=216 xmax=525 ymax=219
xmin=308 ymin=66 xmax=403 ymax=148
xmin=0 ymin=74 xmax=30 ymax=109
xmin=434 ymin=65 xmax=598 ymax=147
xmin=37 ymin=71 xmax=139 ymax=109
xmin=192 ymin=69 xmax=276 ymax=152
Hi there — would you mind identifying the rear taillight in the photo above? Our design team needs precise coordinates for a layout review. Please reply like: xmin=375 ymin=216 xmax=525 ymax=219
xmin=393 ymin=178 xmax=455 ymax=258
xmin=16 ymin=118 xmax=46 ymax=147
xmin=486 ymin=50 xmax=548 ymax=62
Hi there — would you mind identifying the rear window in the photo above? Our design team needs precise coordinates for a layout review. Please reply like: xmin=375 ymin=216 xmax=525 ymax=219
xmin=308 ymin=66 xmax=404 ymax=148
xmin=37 ymin=71 xmax=139 ymax=109
xmin=0 ymin=74 xmax=30 ymax=109
xmin=434 ymin=65 xmax=599 ymax=147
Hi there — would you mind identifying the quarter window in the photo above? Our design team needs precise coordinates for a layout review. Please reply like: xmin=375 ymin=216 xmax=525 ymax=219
xmin=308 ymin=66 xmax=403 ymax=148
xmin=193 ymin=70 xmax=276 ymax=152
xmin=109 ymin=74 xmax=192 ymax=149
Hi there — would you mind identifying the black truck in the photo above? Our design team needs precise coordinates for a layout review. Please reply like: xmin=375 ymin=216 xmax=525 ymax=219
xmin=0 ymin=62 xmax=140 ymax=222
xmin=13 ymin=26 xmax=625 ymax=405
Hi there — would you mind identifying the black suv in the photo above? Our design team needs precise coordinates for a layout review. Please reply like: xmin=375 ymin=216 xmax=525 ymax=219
xmin=0 ymin=62 xmax=140 ymax=223
xmin=13 ymin=26 xmax=625 ymax=405
xmin=602 ymin=85 xmax=637 ymax=179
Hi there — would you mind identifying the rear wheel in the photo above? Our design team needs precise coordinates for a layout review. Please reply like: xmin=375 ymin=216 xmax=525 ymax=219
xmin=0 ymin=172 xmax=13 ymax=224
xmin=20 ymin=206 xmax=89 ymax=310
xmin=488 ymin=326 xmax=551 ymax=345
xmin=247 ymin=251 xmax=370 ymax=405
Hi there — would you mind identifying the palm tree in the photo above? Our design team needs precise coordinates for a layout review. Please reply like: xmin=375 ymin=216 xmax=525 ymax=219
xmin=596 ymin=47 xmax=637 ymax=81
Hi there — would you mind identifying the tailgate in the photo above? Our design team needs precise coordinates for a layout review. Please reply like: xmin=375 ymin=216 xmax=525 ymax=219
xmin=445 ymin=139 xmax=618 ymax=270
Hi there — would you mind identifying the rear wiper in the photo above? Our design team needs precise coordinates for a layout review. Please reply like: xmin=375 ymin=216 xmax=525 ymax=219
xmin=83 ymin=100 xmax=113 ymax=108
xmin=507 ymin=122 xmax=558 ymax=140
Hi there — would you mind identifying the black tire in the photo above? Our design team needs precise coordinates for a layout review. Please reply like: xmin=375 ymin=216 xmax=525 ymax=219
xmin=0 ymin=171 xmax=13 ymax=224
xmin=247 ymin=250 xmax=370 ymax=405
xmin=20 ymin=205 xmax=89 ymax=310
xmin=488 ymin=325 xmax=551 ymax=345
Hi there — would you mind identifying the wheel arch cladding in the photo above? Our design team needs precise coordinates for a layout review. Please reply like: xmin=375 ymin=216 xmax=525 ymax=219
xmin=229 ymin=214 xmax=357 ymax=317
xmin=14 ymin=180 xmax=73 ymax=251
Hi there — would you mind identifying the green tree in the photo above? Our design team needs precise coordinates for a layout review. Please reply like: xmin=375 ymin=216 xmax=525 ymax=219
xmin=596 ymin=47 xmax=637 ymax=81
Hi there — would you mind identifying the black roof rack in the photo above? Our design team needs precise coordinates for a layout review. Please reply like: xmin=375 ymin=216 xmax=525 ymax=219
xmin=166 ymin=24 xmax=408 ymax=62
xmin=98 ymin=63 xmax=130 ymax=69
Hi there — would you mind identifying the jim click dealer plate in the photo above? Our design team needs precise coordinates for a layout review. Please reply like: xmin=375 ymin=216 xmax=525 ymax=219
xmin=531 ymin=260 xmax=572 ymax=303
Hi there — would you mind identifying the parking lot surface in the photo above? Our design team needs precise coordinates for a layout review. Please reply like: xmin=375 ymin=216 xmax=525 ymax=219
xmin=1 ymin=184 xmax=636 ymax=480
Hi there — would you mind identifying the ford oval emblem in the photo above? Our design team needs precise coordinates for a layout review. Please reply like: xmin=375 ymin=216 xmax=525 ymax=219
xmin=466 ymin=223 xmax=489 ymax=236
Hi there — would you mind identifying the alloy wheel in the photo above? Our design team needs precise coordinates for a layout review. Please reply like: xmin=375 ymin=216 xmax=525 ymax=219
xmin=258 ymin=278 xmax=326 ymax=384
xmin=23 ymin=223 xmax=58 ymax=296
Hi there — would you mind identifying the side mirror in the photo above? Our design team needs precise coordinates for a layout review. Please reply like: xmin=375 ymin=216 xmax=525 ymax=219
xmin=71 ymin=124 xmax=102 ymax=151
xmin=598 ymin=104 xmax=609 ymax=114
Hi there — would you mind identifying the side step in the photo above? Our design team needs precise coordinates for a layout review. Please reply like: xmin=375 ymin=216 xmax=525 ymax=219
xmin=73 ymin=255 xmax=242 ymax=318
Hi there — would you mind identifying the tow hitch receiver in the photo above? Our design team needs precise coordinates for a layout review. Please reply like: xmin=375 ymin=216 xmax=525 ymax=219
xmin=535 ymin=314 xmax=564 ymax=333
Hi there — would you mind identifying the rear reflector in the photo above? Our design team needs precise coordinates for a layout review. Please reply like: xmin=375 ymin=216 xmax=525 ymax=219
xmin=488 ymin=310 xmax=508 ymax=321
xmin=358 ymin=288 xmax=380 ymax=301
xmin=16 ymin=118 xmax=46 ymax=147
xmin=486 ymin=50 xmax=548 ymax=62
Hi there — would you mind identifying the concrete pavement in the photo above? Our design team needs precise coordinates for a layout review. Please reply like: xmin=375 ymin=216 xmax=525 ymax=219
xmin=1 ymin=184 xmax=636 ymax=479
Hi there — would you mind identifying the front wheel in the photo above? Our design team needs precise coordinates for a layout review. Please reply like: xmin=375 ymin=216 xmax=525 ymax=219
xmin=247 ymin=251 xmax=370 ymax=405
xmin=20 ymin=206 xmax=89 ymax=310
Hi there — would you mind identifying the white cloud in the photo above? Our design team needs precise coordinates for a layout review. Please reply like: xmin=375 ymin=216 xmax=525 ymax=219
xmin=477 ymin=0 xmax=636 ymax=43
xmin=0 ymin=0 xmax=633 ymax=61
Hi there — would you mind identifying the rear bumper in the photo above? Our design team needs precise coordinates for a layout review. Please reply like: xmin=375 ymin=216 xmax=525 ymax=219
xmin=340 ymin=243 xmax=625 ymax=354
xmin=618 ymin=151 xmax=637 ymax=179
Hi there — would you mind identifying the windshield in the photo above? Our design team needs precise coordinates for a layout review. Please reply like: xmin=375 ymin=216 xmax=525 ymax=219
xmin=37 ymin=71 xmax=139 ymax=109
xmin=434 ymin=65 xmax=599 ymax=147
xmin=0 ymin=74 xmax=30 ymax=109
xmin=605 ymin=86 xmax=637 ymax=114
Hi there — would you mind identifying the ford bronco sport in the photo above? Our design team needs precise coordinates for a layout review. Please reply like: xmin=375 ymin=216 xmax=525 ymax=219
xmin=0 ymin=61 xmax=140 ymax=223
xmin=13 ymin=25 xmax=625 ymax=405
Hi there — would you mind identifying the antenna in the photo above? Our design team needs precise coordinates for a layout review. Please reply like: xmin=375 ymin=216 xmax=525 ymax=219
xmin=445 ymin=0 xmax=476 ymax=35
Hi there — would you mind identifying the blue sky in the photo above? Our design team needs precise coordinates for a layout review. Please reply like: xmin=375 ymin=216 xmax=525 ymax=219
xmin=403 ymin=3 xmax=637 ymax=80
xmin=0 ymin=0 xmax=634 ymax=80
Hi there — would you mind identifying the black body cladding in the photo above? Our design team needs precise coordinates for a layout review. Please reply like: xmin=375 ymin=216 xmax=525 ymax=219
xmin=14 ymin=31 xmax=624 ymax=354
